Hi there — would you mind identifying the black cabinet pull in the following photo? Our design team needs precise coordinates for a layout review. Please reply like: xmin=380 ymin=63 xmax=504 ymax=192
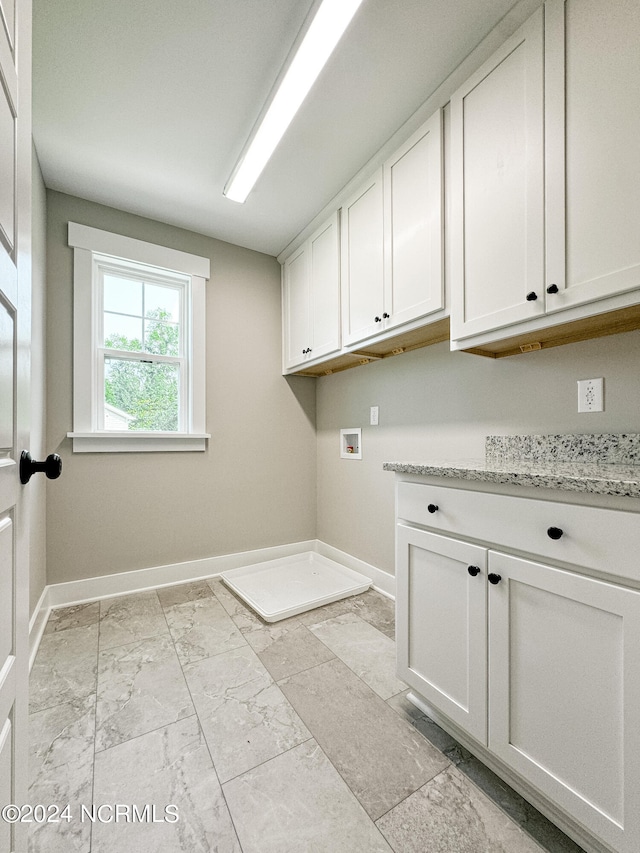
xmin=488 ymin=573 xmax=502 ymax=585
xmin=383 ymin=312 xmax=390 ymax=319
xmin=427 ymin=504 xmax=438 ymax=514
xmin=467 ymin=565 xmax=480 ymax=577
xmin=546 ymin=284 xmax=559 ymax=294
xmin=547 ymin=526 xmax=564 ymax=540
xmin=526 ymin=291 xmax=538 ymax=301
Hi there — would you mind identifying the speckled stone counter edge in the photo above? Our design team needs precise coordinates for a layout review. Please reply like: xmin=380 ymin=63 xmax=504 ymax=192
xmin=383 ymin=434 xmax=640 ymax=498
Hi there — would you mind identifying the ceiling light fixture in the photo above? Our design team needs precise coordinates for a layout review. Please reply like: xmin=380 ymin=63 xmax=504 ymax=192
xmin=223 ymin=0 xmax=365 ymax=204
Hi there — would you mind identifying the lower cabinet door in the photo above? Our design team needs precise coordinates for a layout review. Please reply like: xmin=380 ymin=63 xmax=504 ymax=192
xmin=488 ymin=551 xmax=640 ymax=853
xmin=396 ymin=524 xmax=487 ymax=744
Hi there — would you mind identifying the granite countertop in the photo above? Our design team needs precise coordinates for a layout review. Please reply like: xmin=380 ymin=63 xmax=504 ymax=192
xmin=383 ymin=434 xmax=640 ymax=499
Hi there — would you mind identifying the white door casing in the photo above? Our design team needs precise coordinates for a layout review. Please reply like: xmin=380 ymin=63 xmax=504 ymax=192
xmin=0 ymin=0 xmax=32 ymax=851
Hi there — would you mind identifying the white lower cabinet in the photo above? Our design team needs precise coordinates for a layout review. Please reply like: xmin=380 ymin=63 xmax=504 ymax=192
xmin=488 ymin=551 xmax=640 ymax=853
xmin=397 ymin=505 xmax=640 ymax=853
xmin=396 ymin=526 xmax=487 ymax=744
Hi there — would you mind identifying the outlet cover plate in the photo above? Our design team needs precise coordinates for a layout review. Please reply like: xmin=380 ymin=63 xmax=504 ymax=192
xmin=577 ymin=378 xmax=604 ymax=413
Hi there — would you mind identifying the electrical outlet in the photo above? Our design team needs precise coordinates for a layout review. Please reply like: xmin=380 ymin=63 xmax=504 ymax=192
xmin=370 ymin=406 xmax=379 ymax=426
xmin=577 ymin=378 xmax=604 ymax=413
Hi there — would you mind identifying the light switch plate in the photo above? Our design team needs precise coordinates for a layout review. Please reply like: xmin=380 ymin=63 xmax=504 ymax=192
xmin=370 ymin=406 xmax=379 ymax=426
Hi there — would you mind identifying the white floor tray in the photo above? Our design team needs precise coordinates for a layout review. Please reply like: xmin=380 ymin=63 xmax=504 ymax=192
xmin=220 ymin=552 xmax=371 ymax=622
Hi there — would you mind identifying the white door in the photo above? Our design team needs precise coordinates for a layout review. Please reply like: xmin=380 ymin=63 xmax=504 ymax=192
xmin=544 ymin=0 xmax=640 ymax=313
xmin=0 ymin=0 xmax=31 ymax=850
xmin=384 ymin=110 xmax=444 ymax=330
xmin=341 ymin=168 xmax=384 ymax=346
xmin=396 ymin=524 xmax=487 ymax=745
xmin=450 ymin=7 xmax=545 ymax=341
xmin=282 ymin=242 xmax=310 ymax=370
xmin=488 ymin=551 xmax=640 ymax=853
xmin=308 ymin=212 xmax=340 ymax=361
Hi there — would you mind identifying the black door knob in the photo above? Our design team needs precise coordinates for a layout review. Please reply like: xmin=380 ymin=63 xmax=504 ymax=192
xmin=526 ymin=291 xmax=538 ymax=301
xmin=427 ymin=504 xmax=438 ymax=513
xmin=547 ymin=526 xmax=564 ymax=540
xmin=467 ymin=565 xmax=481 ymax=577
xmin=488 ymin=573 xmax=502 ymax=585
xmin=20 ymin=451 xmax=62 ymax=485
xmin=546 ymin=284 xmax=559 ymax=294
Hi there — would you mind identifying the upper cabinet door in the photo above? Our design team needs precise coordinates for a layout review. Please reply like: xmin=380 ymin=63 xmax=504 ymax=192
xmin=384 ymin=110 xmax=444 ymax=330
xmin=450 ymin=8 xmax=545 ymax=341
xmin=341 ymin=169 xmax=384 ymax=346
xmin=282 ymin=212 xmax=341 ymax=372
xmin=309 ymin=212 xmax=340 ymax=360
xmin=545 ymin=0 xmax=640 ymax=313
xmin=282 ymin=243 xmax=310 ymax=370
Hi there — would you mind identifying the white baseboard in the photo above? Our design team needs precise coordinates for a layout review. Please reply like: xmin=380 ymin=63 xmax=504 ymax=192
xmin=28 ymin=585 xmax=51 ymax=671
xmin=29 ymin=540 xmax=395 ymax=666
xmin=314 ymin=540 xmax=395 ymax=599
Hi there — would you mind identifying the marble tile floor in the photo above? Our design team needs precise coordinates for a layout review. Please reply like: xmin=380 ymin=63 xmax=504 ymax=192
xmin=28 ymin=579 xmax=585 ymax=853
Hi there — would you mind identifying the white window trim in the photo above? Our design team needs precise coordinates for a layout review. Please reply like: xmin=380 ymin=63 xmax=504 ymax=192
xmin=67 ymin=222 xmax=211 ymax=452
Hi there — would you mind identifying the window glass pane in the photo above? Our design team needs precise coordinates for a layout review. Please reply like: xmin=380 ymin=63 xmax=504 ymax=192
xmin=103 ymin=274 xmax=142 ymax=316
xmin=103 ymin=313 xmax=143 ymax=351
xmin=104 ymin=357 xmax=179 ymax=431
xmin=145 ymin=283 xmax=180 ymax=323
xmin=144 ymin=319 xmax=179 ymax=356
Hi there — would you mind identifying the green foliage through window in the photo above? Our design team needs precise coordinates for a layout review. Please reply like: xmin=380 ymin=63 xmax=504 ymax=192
xmin=104 ymin=308 xmax=180 ymax=431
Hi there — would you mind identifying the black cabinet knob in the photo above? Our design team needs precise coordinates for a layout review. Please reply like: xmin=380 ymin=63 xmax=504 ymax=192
xmin=383 ymin=312 xmax=390 ymax=319
xmin=488 ymin=573 xmax=502 ymax=585
xmin=526 ymin=291 xmax=538 ymax=301
xmin=546 ymin=284 xmax=559 ymax=294
xmin=20 ymin=451 xmax=62 ymax=485
xmin=547 ymin=526 xmax=564 ymax=540
xmin=427 ymin=504 xmax=438 ymax=514
xmin=467 ymin=565 xmax=481 ymax=577
xmin=374 ymin=316 xmax=382 ymax=323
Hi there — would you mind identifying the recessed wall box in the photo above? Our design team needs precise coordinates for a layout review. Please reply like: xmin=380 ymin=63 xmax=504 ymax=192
xmin=340 ymin=428 xmax=362 ymax=459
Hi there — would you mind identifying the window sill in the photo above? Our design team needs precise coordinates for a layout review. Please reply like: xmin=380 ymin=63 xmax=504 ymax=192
xmin=67 ymin=432 xmax=210 ymax=453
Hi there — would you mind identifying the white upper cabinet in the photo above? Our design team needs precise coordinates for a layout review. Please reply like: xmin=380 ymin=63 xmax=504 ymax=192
xmin=309 ymin=214 xmax=341 ymax=359
xmin=545 ymin=0 xmax=640 ymax=313
xmin=383 ymin=110 xmax=444 ymax=330
xmin=282 ymin=212 xmax=340 ymax=372
xmin=340 ymin=169 xmax=385 ymax=346
xmin=283 ymin=243 xmax=310 ymax=370
xmin=342 ymin=110 xmax=445 ymax=348
xmin=451 ymin=0 xmax=640 ymax=353
xmin=450 ymin=9 xmax=545 ymax=341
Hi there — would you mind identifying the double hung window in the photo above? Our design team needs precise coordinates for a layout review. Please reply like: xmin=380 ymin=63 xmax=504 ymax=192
xmin=68 ymin=223 xmax=210 ymax=452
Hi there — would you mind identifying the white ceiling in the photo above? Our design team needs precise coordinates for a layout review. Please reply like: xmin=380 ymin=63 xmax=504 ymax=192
xmin=33 ymin=0 xmax=521 ymax=257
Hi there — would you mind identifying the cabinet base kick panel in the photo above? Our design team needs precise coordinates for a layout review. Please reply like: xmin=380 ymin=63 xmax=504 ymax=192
xmin=220 ymin=552 xmax=371 ymax=622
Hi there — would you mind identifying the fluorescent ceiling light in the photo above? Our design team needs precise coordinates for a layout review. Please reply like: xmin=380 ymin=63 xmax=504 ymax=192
xmin=224 ymin=0 xmax=365 ymax=204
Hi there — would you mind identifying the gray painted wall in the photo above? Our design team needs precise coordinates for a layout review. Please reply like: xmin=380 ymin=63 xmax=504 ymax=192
xmin=316 ymin=331 xmax=640 ymax=576
xmin=46 ymin=191 xmax=316 ymax=586
xmin=39 ymin=189 xmax=640 ymax=595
